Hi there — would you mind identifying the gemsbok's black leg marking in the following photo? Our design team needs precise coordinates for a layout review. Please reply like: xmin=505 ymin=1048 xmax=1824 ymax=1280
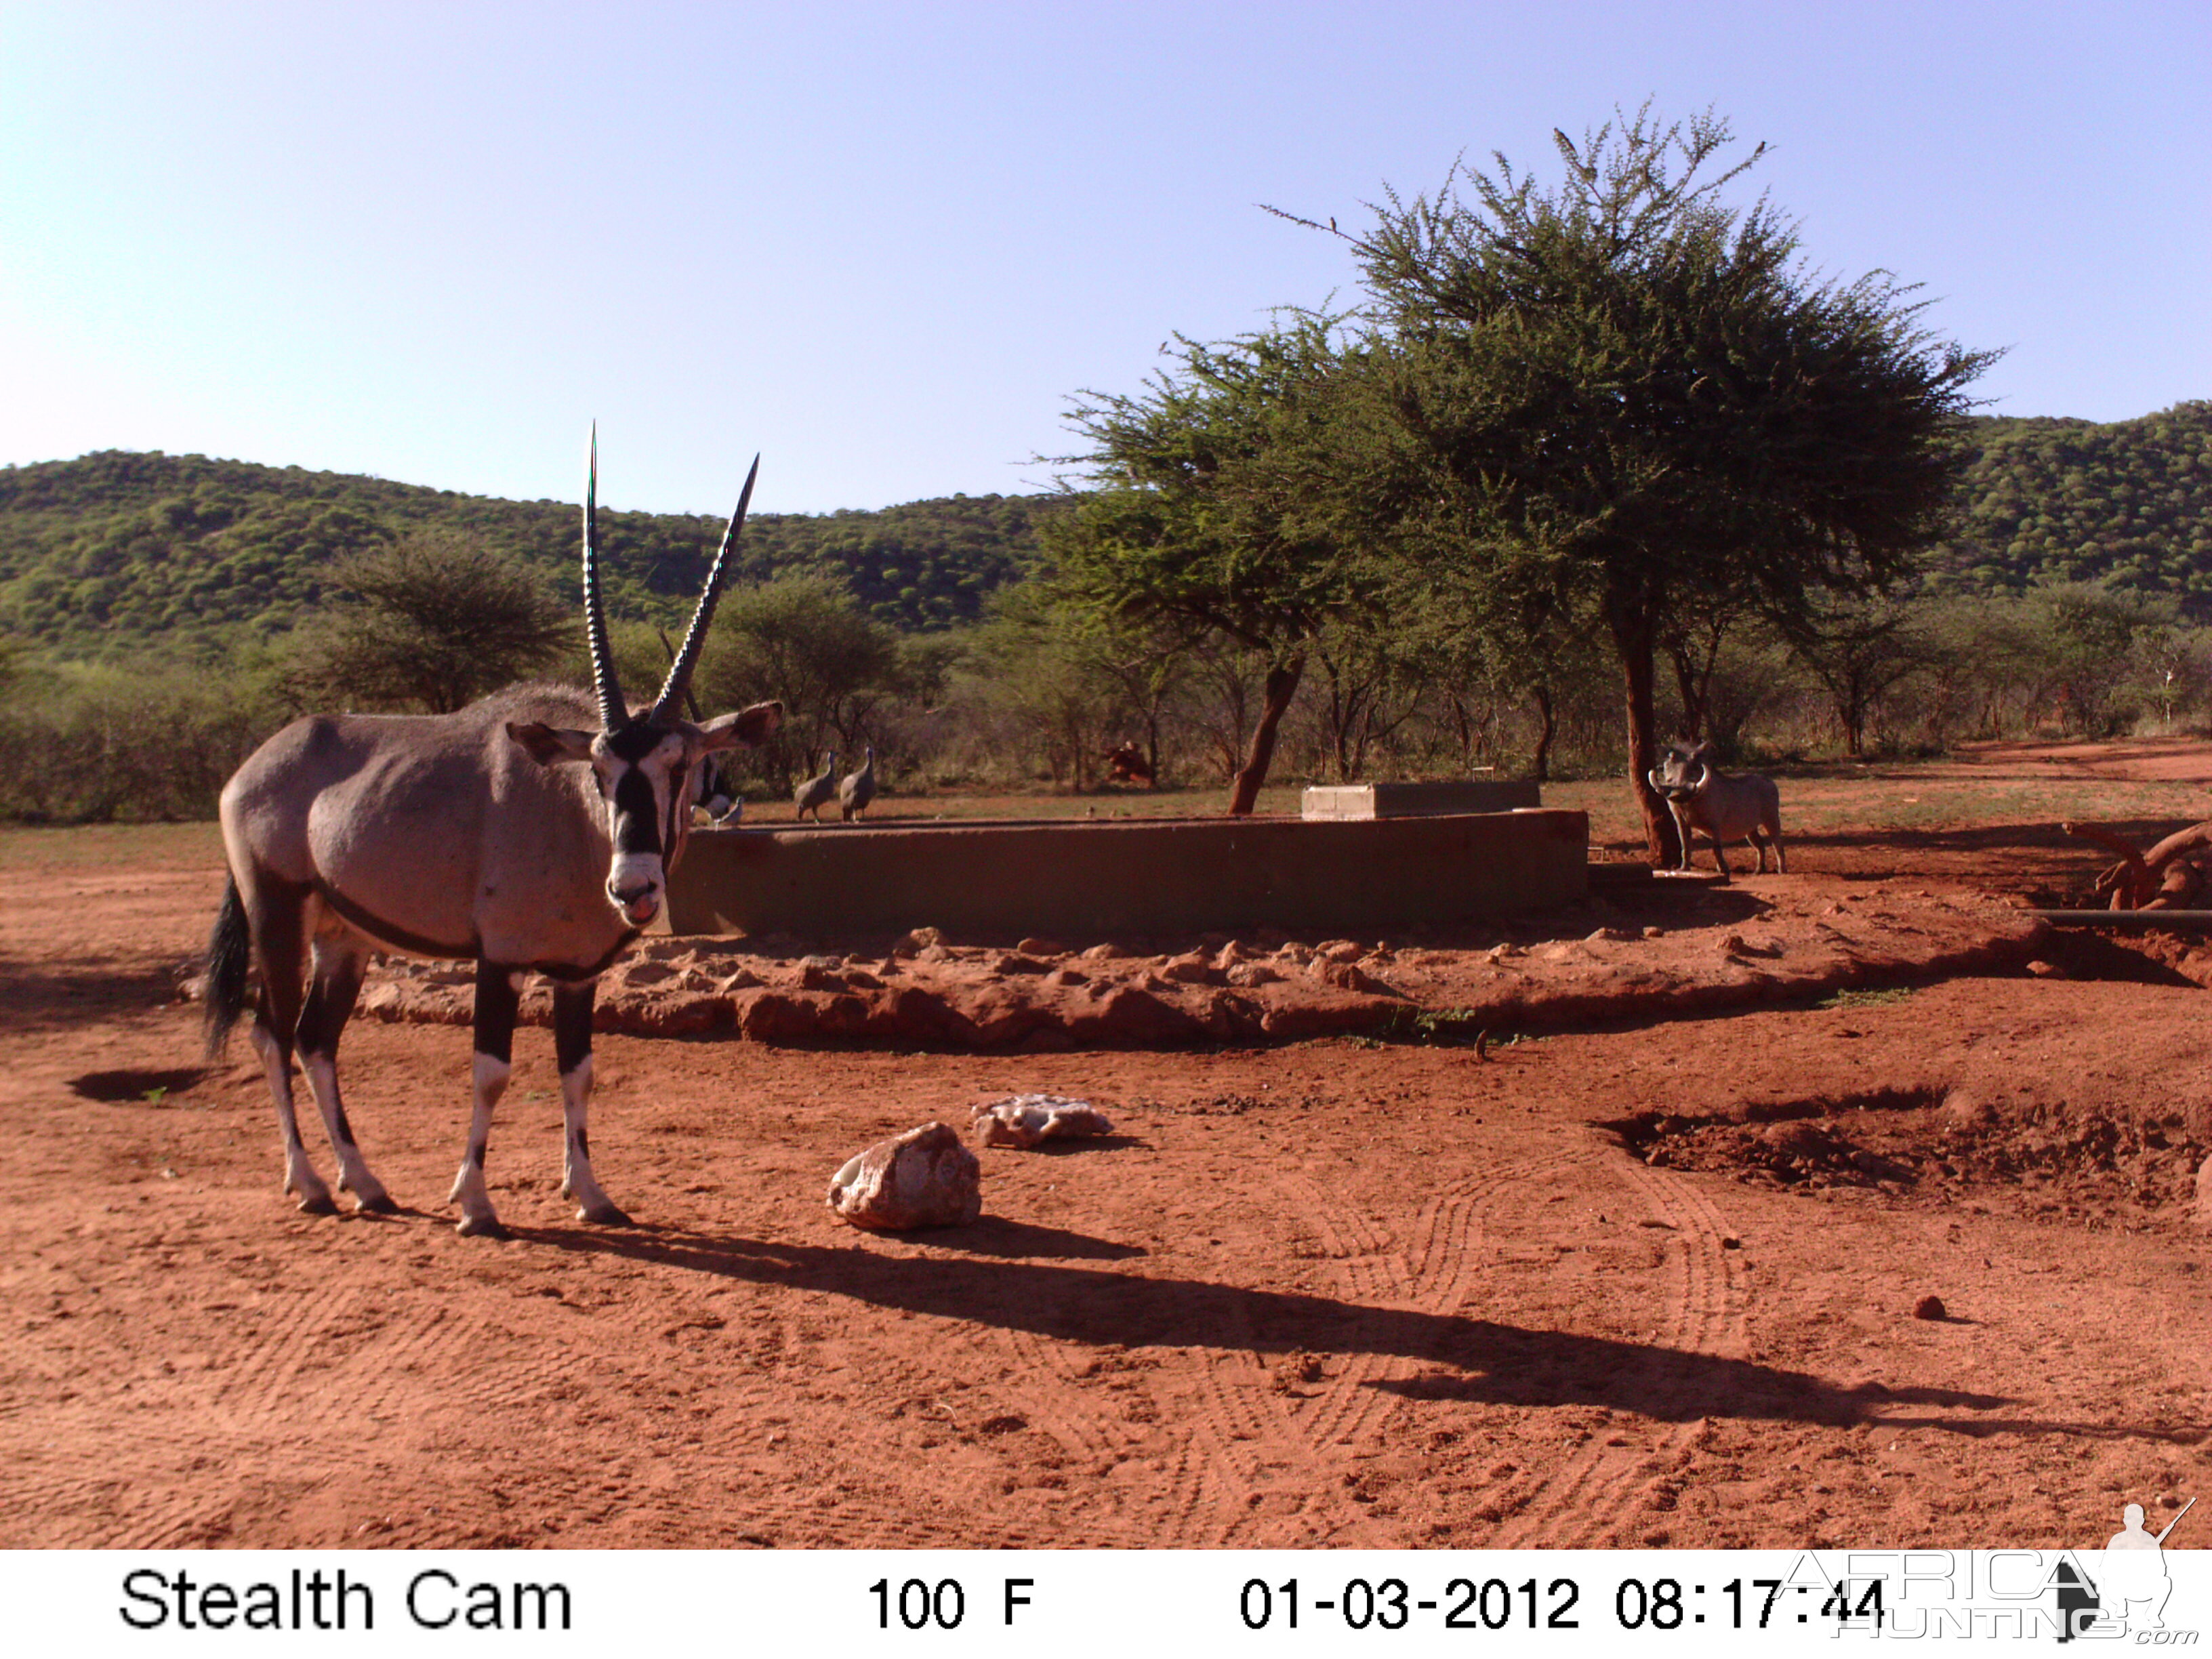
xmin=553 ymin=980 xmax=626 ymax=1225
xmin=451 ymin=960 xmax=522 ymax=1237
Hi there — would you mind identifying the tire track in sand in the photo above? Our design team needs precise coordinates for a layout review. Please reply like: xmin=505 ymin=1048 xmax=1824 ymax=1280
xmin=1490 ymin=1152 xmax=1746 ymax=1547
xmin=1169 ymin=1148 xmax=1591 ymax=1546
xmin=12 ymin=1288 xmax=389 ymax=1547
xmin=994 ymin=1319 xmax=1227 ymax=1548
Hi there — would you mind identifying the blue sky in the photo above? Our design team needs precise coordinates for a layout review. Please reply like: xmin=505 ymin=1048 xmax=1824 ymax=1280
xmin=2 ymin=1 xmax=2205 ymax=516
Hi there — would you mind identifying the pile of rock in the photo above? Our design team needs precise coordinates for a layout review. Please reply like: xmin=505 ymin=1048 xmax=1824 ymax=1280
xmin=826 ymin=1092 xmax=1117 ymax=1232
xmin=346 ymin=884 xmax=2051 ymax=1051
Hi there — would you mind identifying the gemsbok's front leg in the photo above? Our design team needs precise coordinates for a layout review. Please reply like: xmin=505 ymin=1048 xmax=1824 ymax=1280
xmin=553 ymin=980 xmax=628 ymax=1225
xmin=451 ymin=961 xmax=518 ymax=1237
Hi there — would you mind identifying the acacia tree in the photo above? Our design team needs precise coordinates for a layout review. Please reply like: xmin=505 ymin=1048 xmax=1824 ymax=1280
xmin=1300 ymin=106 xmax=1992 ymax=859
xmin=1063 ymin=606 xmax=1190 ymax=786
xmin=1781 ymin=590 xmax=1928 ymax=756
xmin=292 ymin=529 xmax=569 ymax=714
xmin=2024 ymin=580 xmax=2187 ymax=736
xmin=1660 ymin=583 xmax=1763 ymax=745
xmin=1303 ymin=617 xmax=1431 ymax=782
xmin=1046 ymin=319 xmax=1385 ymax=814
xmin=694 ymin=573 xmax=905 ymax=792
xmin=1410 ymin=557 xmax=1599 ymax=782
xmin=957 ymin=585 xmax=1128 ymax=792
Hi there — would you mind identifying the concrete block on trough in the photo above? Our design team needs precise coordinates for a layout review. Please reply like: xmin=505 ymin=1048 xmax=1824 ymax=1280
xmin=1300 ymin=780 xmax=1540 ymax=819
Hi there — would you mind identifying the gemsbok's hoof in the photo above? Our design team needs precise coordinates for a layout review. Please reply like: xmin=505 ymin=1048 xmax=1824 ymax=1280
xmin=577 ymin=1200 xmax=631 ymax=1227
xmin=355 ymin=1193 xmax=400 ymax=1216
xmin=295 ymin=1191 xmax=339 ymax=1216
xmin=455 ymin=1213 xmax=508 ymax=1240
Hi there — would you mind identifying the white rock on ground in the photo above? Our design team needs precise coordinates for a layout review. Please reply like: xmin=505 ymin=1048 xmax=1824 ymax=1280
xmin=827 ymin=1123 xmax=982 ymax=1230
xmin=971 ymin=1094 xmax=1115 ymax=1149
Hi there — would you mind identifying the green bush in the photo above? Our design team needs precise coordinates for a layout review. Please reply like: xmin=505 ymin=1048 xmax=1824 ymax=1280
xmin=0 ymin=657 xmax=287 ymax=823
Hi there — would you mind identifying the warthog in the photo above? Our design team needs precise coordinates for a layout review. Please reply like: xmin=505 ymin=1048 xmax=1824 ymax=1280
xmin=1647 ymin=740 xmax=1785 ymax=879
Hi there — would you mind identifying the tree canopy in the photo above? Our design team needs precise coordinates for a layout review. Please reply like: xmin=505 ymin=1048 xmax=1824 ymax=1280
xmin=1306 ymin=106 xmax=1994 ymax=854
xmin=285 ymin=531 xmax=571 ymax=714
xmin=1044 ymin=319 xmax=1389 ymax=811
xmin=689 ymin=574 xmax=913 ymax=792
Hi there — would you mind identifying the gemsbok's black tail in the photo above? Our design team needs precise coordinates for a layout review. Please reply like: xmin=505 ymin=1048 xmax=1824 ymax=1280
xmin=203 ymin=875 xmax=252 ymax=1058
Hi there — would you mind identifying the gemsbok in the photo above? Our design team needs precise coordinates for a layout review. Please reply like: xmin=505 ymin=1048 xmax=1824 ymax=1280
xmin=203 ymin=432 xmax=782 ymax=1235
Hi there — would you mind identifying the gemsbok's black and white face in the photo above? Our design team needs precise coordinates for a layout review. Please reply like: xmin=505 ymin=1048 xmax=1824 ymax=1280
xmin=509 ymin=706 xmax=780 ymax=928
xmin=593 ymin=723 xmax=691 ymax=926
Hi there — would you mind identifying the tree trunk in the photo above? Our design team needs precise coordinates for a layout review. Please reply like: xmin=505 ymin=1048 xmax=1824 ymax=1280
xmin=1614 ymin=607 xmax=1681 ymax=865
xmin=1530 ymin=683 xmax=1555 ymax=783
xmin=1668 ymin=639 xmax=1702 ymax=742
xmin=1228 ymin=655 xmax=1305 ymax=816
xmin=1317 ymin=649 xmax=1364 ymax=783
xmin=1448 ymin=692 xmax=1475 ymax=772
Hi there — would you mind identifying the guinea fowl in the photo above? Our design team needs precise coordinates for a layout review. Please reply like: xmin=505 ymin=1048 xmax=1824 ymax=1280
xmin=839 ymin=745 xmax=876 ymax=821
xmin=794 ymin=752 xmax=838 ymax=821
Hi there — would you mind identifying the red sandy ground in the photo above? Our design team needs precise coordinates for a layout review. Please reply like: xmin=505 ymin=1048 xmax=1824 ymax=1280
xmin=3 ymin=743 xmax=2209 ymax=1550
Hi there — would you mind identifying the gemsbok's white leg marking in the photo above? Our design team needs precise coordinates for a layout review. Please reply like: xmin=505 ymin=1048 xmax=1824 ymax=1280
xmin=450 ymin=1053 xmax=511 ymax=1236
xmin=255 ymin=1023 xmax=333 ymax=1214
xmin=300 ymin=1053 xmax=394 ymax=1214
xmin=559 ymin=1054 xmax=623 ymax=1225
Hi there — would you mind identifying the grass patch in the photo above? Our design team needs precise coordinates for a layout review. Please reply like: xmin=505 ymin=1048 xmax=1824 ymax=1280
xmin=1353 ymin=1008 xmax=1542 ymax=1048
xmin=1817 ymin=987 xmax=1920 ymax=1011
xmin=0 ymin=820 xmax=224 ymax=872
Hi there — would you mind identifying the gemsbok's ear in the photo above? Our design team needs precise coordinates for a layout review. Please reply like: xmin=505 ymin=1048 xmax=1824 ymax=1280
xmin=697 ymin=701 xmax=785 ymax=752
xmin=506 ymin=722 xmax=597 ymax=766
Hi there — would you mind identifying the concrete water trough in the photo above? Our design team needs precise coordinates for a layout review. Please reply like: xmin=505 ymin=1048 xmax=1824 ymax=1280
xmin=665 ymin=807 xmax=1589 ymax=939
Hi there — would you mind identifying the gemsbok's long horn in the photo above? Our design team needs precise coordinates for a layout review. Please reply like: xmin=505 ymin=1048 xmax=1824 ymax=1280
xmin=656 ymin=628 xmax=706 ymax=722
xmin=651 ymin=454 xmax=759 ymax=725
xmin=581 ymin=424 xmax=628 ymax=731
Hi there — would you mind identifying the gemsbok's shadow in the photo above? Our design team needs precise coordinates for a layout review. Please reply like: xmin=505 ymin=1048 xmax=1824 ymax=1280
xmin=478 ymin=1218 xmax=2135 ymax=1438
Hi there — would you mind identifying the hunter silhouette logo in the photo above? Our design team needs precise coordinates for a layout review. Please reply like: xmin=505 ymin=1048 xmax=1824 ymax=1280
xmin=2057 ymin=1496 xmax=2195 ymax=1642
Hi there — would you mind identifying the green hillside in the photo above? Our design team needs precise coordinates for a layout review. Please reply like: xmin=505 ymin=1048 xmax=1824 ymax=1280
xmin=5 ymin=401 xmax=2211 ymax=658
xmin=1932 ymin=401 xmax=2212 ymax=605
xmin=0 ymin=451 xmax=1059 ymax=655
